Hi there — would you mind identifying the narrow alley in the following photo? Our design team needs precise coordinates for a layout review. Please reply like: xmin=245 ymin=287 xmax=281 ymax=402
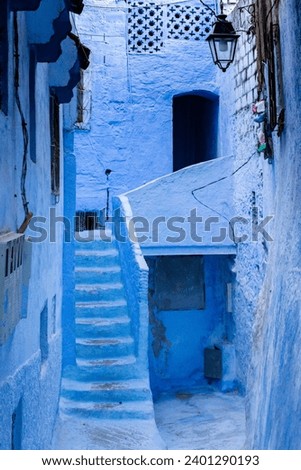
xmin=1 ymin=0 xmax=301 ymax=454
xmin=52 ymin=388 xmax=245 ymax=449
xmin=51 ymin=230 xmax=245 ymax=450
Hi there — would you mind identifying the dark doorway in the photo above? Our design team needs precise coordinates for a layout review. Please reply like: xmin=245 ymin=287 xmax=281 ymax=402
xmin=173 ymin=93 xmax=218 ymax=172
xmin=11 ymin=398 xmax=22 ymax=450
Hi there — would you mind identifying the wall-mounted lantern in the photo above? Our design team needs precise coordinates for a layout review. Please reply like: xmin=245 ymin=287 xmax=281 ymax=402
xmin=206 ymin=14 xmax=240 ymax=72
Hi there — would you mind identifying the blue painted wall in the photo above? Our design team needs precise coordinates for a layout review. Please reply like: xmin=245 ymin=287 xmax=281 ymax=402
xmin=0 ymin=5 xmax=80 ymax=449
xmin=72 ymin=1 xmax=241 ymax=403
xmin=218 ymin=0 xmax=301 ymax=449
xmin=147 ymin=255 xmax=235 ymax=398
xmin=216 ymin=1 xmax=268 ymax=396
xmin=61 ymin=128 xmax=76 ymax=368
xmin=73 ymin=0 xmax=220 ymax=214
xmin=245 ymin=0 xmax=301 ymax=449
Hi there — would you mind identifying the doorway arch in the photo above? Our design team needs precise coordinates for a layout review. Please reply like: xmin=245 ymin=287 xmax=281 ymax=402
xmin=173 ymin=91 xmax=219 ymax=171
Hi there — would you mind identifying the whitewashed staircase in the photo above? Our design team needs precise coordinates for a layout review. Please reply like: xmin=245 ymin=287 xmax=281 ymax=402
xmin=60 ymin=231 xmax=153 ymax=420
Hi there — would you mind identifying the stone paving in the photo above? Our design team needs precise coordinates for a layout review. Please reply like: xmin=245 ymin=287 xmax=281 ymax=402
xmin=52 ymin=389 xmax=245 ymax=450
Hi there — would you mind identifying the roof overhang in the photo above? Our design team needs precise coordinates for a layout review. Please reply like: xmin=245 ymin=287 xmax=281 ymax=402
xmin=49 ymin=33 xmax=90 ymax=103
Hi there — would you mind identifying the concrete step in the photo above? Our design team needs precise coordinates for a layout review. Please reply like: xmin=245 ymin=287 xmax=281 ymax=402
xmin=75 ymin=229 xmax=113 ymax=238
xmin=63 ymin=361 xmax=140 ymax=382
xmin=75 ymin=236 xmax=116 ymax=252
xmin=75 ymin=282 xmax=125 ymax=302
xmin=75 ymin=299 xmax=129 ymax=318
xmin=75 ymin=266 xmax=122 ymax=284
xmin=74 ymin=355 xmax=138 ymax=380
xmin=75 ymin=249 xmax=119 ymax=268
xmin=75 ymin=316 xmax=131 ymax=338
xmin=61 ymin=378 xmax=152 ymax=403
xmin=76 ymin=336 xmax=134 ymax=359
xmin=60 ymin=398 xmax=154 ymax=420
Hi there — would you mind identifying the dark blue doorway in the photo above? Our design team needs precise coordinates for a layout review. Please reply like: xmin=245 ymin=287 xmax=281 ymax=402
xmin=173 ymin=92 xmax=219 ymax=171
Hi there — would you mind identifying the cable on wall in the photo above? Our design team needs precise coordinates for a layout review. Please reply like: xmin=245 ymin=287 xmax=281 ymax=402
xmin=191 ymin=152 xmax=257 ymax=243
xmin=13 ymin=13 xmax=33 ymax=233
xmin=199 ymin=0 xmax=218 ymax=17
xmin=265 ymin=0 xmax=279 ymax=22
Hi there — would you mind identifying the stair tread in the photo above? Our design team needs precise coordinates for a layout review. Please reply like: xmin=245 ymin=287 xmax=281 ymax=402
xmin=75 ymin=229 xmax=113 ymax=240
xmin=60 ymin=398 xmax=153 ymax=411
xmin=62 ymin=231 xmax=151 ymax=420
xmin=76 ymin=337 xmax=134 ymax=346
xmin=76 ymin=316 xmax=130 ymax=326
xmin=76 ymin=299 xmax=127 ymax=308
xmin=62 ymin=378 xmax=150 ymax=392
xmin=75 ymin=266 xmax=121 ymax=273
xmin=75 ymin=282 xmax=123 ymax=291
xmin=77 ymin=355 xmax=136 ymax=368
xmin=75 ymin=249 xmax=118 ymax=257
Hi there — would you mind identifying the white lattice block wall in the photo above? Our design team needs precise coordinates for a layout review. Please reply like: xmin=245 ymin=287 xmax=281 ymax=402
xmin=127 ymin=1 xmax=216 ymax=54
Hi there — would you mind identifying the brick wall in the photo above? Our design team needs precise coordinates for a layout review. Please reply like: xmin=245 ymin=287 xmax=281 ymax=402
xmin=231 ymin=1 xmax=257 ymax=112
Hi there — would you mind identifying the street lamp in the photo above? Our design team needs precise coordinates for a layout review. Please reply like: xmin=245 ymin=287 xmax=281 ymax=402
xmin=206 ymin=14 xmax=240 ymax=72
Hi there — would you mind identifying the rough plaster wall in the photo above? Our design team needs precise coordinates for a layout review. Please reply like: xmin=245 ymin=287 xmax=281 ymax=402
xmin=220 ymin=0 xmax=301 ymax=449
xmin=0 ymin=12 xmax=20 ymax=231
xmin=61 ymin=129 xmax=77 ymax=368
xmin=125 ymin=156 xmax=236 ymax=251
xmin=0 ymin=12 xmax=63 ymax=449
xmin=218 ymin=0 xmax=275 ymax=393
xmin=74 ymin=0 xmax=219 ymax=212
xmin=246 ymin=0 xmax=301 ymax=449
xmin=147 ymin=255 xmax=232 ymax=397
xmin=113 ymin=196 xmax=150 ymax=371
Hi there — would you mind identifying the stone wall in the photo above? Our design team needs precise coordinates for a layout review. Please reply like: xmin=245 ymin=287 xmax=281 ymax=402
xmin=219 ymin=0 xmax=274 ymax=393
xmin=245 ymin=0 xmax=301 ymax=449
xmin=74 ymin=0 xmax=219 ymax=213
xmin=220 ymin=0 xmax=301 ymax=449
xmin=0 ymin=9 xmax=63 ymax=449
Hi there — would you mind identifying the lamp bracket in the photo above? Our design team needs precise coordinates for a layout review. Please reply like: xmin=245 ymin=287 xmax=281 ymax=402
xmin=237 ymin=3 xmax=256 ymax=40
xmin=220 ymin=0 xmax=224 ymax=15
xmin=238 ymin=4 xmax=255 ymax=30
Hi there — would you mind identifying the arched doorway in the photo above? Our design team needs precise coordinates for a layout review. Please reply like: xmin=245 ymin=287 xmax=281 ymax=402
xmin=173 ymin=92 xmax=219 ymax=171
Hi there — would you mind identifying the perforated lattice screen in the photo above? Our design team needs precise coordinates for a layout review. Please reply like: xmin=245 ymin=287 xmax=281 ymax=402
xmin=128 ymin=2 xmax=164 ymax=53
xmin=127 ymin=1 xmax=216 ymax=54
xmin=167 ymin=5 xmax=214 ymax=40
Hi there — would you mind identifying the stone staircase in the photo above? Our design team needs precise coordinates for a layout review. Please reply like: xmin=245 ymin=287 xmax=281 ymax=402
xmin=60 ymin=231 xmax=154 ymax=420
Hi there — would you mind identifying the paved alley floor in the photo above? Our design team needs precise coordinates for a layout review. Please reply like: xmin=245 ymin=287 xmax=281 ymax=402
xmin=154 ymin=390 xmax=246 ymax=450
xmin=52 ymin=390 xmax=245 ymax=450
xmin=52 ymin=416 xmax=166 ymax=450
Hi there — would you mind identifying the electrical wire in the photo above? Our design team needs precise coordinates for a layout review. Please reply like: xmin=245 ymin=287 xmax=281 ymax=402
xmin=192 ymin=152 xmax=255 ymax=196
xmin=265 ymin=0 xmax=279 ymax=23
xmin=13 ymin=13 xmax=30 ymax=221
xmin=191 ymin=152 xmax=257 ymax=243
xmin=199 ymin=0 xmax=218 ymax=17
